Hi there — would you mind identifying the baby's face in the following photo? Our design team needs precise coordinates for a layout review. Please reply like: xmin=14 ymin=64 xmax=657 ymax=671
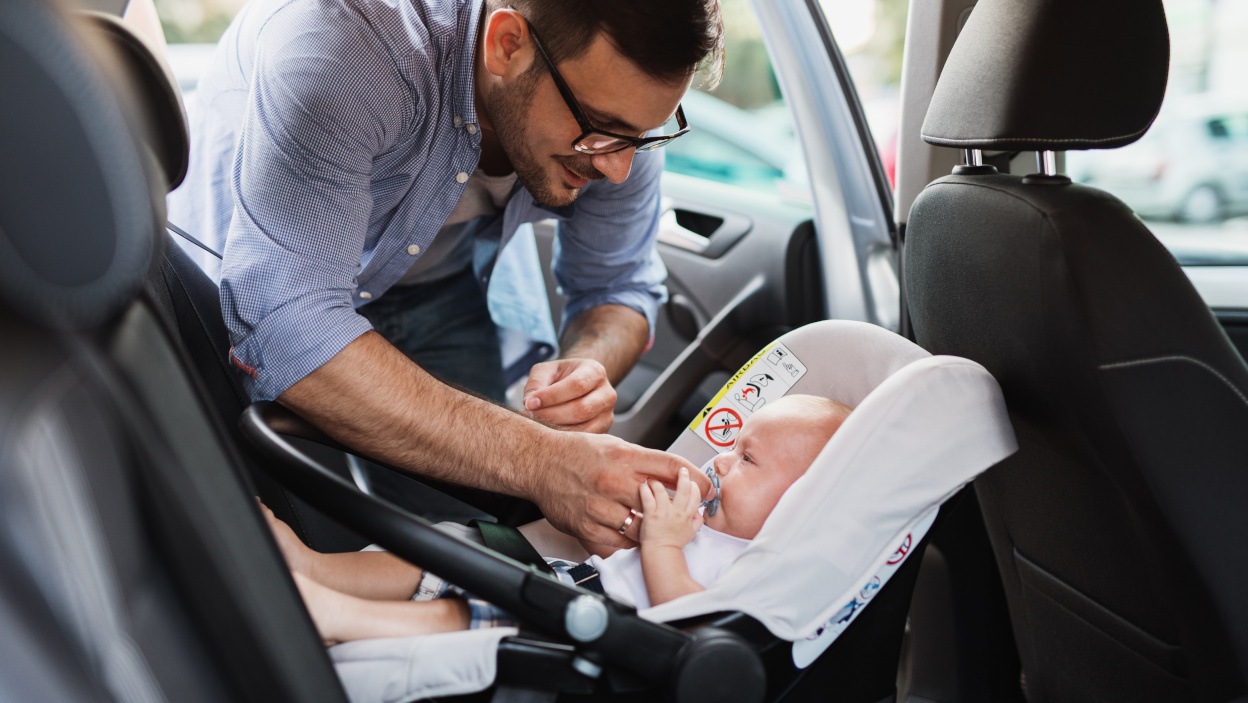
xmin=703 ymin=398 xmax=838 ymax=540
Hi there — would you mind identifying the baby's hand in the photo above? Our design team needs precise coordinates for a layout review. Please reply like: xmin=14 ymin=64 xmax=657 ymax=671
xmin=638 ymin=467 xmax=704 ymax=550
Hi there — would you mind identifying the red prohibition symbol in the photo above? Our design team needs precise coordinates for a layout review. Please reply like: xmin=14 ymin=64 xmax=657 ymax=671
xmin=704 ymin=407 xmax=743 ymax=447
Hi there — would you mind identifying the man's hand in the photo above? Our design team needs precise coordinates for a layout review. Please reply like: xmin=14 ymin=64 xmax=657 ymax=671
xmin=638 ymin=468 xmax=704 ymax=550
xmin=529 ymin=303 xmax=648 ymax=434
xmin=532 ymin=433 xmax=713 ymax=549
xmin=523 ymin=358 xmax=616 ymax=433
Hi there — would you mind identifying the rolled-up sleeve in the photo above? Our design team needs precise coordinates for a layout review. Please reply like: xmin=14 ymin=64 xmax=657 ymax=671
xmin=553 ymin=147 xmax=668 ymax=338
xmin=219 ymin=10 xmax=413 ymax=401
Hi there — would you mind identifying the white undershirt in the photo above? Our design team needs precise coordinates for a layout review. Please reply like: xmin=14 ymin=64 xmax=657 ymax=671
xmin=396 ymin=168 xmax=518 ymax=286
xmin=588 ymin=526 xmax=752 ymax=610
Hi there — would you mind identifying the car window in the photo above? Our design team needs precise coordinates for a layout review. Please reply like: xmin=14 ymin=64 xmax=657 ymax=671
xmin=816 ymin=0 xmax=907 ymax=193
xmin=1208 ymin=114 xmax=1248 ymax=141
xmin=666 ymin=0 xmax=810 ymax=200
xmin=665 ymin=127 xmax=785 ymax=190
xmin=1065 ymin=0 xmax=1248 ymax=270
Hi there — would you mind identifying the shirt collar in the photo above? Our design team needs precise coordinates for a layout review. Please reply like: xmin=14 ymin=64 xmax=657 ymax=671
xmin=454 ymin=0 xmax=485 ymax=133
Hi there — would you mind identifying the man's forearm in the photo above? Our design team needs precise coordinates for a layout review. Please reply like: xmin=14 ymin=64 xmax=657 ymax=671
xmin=559 ymin=304 xmax=649 ymax=384
xmin=278 ymin=331 xmax=559 ymax=496
xmin=276 ymin=326 xmax=706 ymax=549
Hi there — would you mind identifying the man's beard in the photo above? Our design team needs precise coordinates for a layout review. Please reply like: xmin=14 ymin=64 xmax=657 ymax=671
xmin=486 ymin=71 xmax=605 ymax=207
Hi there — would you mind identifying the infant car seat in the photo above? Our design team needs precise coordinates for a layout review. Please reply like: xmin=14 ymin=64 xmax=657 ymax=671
xmin=243 ymin=319 xmax=1017 ymax=703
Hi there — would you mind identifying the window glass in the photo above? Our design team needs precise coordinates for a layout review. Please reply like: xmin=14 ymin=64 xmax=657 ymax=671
xmin=672 ymin=0 xmax=907 ymax=198
xmin=670 ymin=0 xmax=810 ymax=200
xmin=816 ymin=0 xmax=909 ymax=192
xmin=1066 ymin=0 xmax=1248 ymax=266
xmin=154 ymin=0 xmax=239 ymax=43
xmin=664 ymin=126 xmax=786 ymax=191
xmin=154 ymin=0 xmax=241 ymax=104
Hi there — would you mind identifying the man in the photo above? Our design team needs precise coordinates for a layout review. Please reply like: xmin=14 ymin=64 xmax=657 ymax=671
xmin=169 ymin=0 xmax=721 ymax=546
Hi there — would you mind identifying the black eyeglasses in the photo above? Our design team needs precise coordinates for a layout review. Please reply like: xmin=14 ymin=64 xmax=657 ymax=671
xmin=521 ymin=17 xmax=690 ymax=155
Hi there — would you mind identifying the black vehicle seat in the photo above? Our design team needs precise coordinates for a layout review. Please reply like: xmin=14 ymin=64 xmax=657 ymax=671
xmin=0 ymin=1 xmax=348 ymax=700
xmin=904 ymin=0 xmax=1248 ymax=700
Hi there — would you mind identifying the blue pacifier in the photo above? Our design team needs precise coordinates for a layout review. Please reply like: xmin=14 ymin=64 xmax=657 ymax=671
xmin=701 ymin=464 xmax=721 ymax=517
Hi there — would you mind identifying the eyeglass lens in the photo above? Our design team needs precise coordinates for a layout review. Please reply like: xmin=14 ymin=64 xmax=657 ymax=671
xmin=573 ymin=112 xmax=686 ymax=154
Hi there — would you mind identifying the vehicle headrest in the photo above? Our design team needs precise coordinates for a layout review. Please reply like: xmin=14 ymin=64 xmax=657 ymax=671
xmin=0 ymin=0 xmax=162 ymax=330
xmin=921 ymin=0 xmax=1170 ymax=152
xmin=83 ymin=12 xmax=189 ymax=192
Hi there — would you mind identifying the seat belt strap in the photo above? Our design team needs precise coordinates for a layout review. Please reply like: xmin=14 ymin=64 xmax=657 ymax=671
xmin=469 ymin=520 xmax=556 ymax=575
xmin=564 ymin=563 xmax=605 ymax=595
xmin=166 ymin=221 xmax=222 ymax=260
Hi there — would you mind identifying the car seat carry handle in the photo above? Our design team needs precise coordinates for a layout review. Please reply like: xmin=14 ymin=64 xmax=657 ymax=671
xmin=241 ymin=402 xmax=766 ymax=703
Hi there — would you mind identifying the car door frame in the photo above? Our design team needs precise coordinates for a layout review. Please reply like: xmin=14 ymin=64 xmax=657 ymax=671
xmin=753 ymin=0 xmax=901 ymax=332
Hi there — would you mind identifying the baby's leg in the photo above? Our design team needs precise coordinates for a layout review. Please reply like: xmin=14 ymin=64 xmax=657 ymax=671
xmin=294 ymin=573 xmax=470 ymax=645
xmin=262 ymin=502 xmax=424 ymax=600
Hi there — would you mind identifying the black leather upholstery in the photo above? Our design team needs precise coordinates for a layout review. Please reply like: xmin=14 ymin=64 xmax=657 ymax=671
xmin=0 ymin=0 xmax=159 ymax=330
xmin=921 ymin=0 xmax=1169 ymax=151
xmin=0 ymin=1 xmax=349 ymax=700
xmin=85 ymin=11 xmax=189 ymax=191
xmin=906 ymin=172 xmax=1248 ymax=701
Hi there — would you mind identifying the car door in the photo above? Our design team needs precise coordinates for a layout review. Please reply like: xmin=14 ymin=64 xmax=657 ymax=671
xmin=531 ymin=0 xmax=900 ymax=451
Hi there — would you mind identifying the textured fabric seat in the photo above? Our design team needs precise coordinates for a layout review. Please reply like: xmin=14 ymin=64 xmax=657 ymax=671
xmin=904 ymin=0 xmax=1248 ymax=700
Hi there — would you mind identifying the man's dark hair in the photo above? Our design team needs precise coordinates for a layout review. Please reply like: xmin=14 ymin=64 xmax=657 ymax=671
xmin=497 ymin=0 xmax=724 ymax=88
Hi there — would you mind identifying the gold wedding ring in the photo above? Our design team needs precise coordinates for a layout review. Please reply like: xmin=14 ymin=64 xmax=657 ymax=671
xmin=618 ymin=509 xmax=640 ymax=535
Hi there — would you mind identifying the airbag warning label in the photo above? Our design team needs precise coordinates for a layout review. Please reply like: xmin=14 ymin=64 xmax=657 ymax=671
xmin=688 ymin=342 xmax=808 ymax=452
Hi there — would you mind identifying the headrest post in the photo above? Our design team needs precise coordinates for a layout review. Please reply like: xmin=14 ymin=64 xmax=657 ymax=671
xmin=1037 ymin=150 xmax=1058 ymax=176
xmin=963 ymin=149 xmax=983 ymax=167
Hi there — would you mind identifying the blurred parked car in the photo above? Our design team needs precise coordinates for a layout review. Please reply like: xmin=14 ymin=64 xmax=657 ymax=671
xmin=1069 ymin=97 xmax=1248 ymax=223
xmin=662 ymin=89 xmax=811 ymax=200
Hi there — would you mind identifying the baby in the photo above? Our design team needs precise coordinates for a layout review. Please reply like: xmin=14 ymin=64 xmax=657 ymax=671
xmin=266 ymin=394 xmax=852 ymax=644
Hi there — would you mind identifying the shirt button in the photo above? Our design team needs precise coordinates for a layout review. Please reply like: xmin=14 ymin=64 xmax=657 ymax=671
xmin=359 ymin=291 xmax=373 ymax=299
xmin=456 ymin=172 xmax=469 ymax=183
xmin=453 ymin=115 xmax=463 ymax=126
xmin=407 ymin=244 xmax=421 ymax=255
xmin=466 ymin=123 xmax=478 ymax=135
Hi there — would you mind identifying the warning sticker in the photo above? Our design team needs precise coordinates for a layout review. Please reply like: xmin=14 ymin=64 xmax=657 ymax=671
xmin=704 ymin=407 xmax=743 ymax=447
xmin=689 ymin=341 xmax=808 ymax=452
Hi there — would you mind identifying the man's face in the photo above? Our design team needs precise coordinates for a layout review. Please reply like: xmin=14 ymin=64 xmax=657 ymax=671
xmin=485 ymin=23 xmax=690 ymax=207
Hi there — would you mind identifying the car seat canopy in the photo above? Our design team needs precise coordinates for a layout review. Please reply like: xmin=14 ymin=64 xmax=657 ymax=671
xmin=647 ymin=321 xmax=1017 ymax=641
xmin=921 ymin=0 xmax=1170 ymax=152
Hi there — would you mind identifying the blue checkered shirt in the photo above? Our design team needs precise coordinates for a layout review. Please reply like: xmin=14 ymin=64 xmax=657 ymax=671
xmin=167 ymin=0 xmax=668 ymax=401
